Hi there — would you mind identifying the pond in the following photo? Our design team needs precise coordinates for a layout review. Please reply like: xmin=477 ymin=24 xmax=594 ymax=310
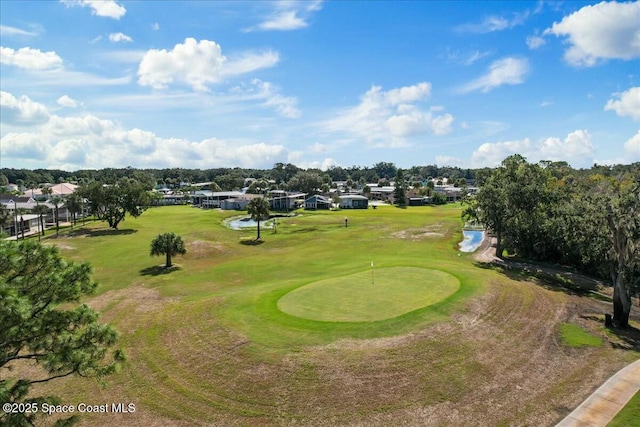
xmin=459 ymin=230 xmax=484 ymax=252
xmin=225 ymin=216 xmax=273 ymax=230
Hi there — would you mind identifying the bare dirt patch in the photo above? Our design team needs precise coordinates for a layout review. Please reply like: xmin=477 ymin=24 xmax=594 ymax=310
xmin=88 ymin=286 xmax=178 ymax=315
xmin=391 ymin=224 xmax=445 ymax=240
xmin=186 ymin=240 xmax=229 ymax=259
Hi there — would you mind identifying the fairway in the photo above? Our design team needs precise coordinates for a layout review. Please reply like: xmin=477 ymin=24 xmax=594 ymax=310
xmin=277 ymin=267 xmax=460 ymax=322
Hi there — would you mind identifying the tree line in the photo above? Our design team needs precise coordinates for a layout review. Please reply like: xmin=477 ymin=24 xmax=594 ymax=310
xmin=2 ymin=162 xmax=482 ymax=191
xmin=464 ymin=155 xmax=640 ymax=328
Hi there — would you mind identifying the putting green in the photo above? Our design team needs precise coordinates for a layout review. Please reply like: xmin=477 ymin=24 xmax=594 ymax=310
xmin=277 ymin=267 xmax=460 ymax=322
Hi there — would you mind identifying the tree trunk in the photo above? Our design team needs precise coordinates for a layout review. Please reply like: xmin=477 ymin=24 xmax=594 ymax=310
xmin=39 ymin=215 xmax=45 ymax=236
xmin=612 ymin=274 xmax=631 ymax=328
xmin=256 ymin=220 xmax=261 ymax=240
xmin=495 ymin=232 xmax=503 ymax=258
xmin=166 ymin=252 xmax=172 ymax=268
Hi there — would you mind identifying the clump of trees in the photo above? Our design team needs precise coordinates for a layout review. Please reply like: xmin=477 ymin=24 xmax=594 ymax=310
xmin=0 ymin=240 xmax=123 ymax=426
xmin=465 ymin=155 xmax=640 ymax=328
xmin=79 ymin=178 xmax=150 ymax=229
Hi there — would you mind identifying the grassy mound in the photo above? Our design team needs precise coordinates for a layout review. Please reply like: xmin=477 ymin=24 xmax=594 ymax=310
xmin=278 ymin=267 xmax=460 ymax=322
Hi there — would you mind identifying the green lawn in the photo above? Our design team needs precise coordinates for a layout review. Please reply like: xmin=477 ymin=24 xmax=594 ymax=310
xmin=608 ymin=391 xmax=640 ymax=427
xmin=558 ymin=323 xmax=603 ymax=348
xmin=20 ymin=203 xmax=636 ymax=426
xmin=278 ymin=267 xmax=460 ymax=322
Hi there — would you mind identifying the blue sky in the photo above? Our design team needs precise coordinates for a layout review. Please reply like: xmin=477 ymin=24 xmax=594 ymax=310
xmin=1 ymin=0 xmax=638 ymax=171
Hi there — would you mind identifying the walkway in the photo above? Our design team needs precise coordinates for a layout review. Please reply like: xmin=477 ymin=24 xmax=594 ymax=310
xmin=555 ymin=359 xmax=640 ymax=427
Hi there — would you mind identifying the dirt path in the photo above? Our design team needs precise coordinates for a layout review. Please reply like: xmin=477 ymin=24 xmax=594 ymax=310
xmin=473 ymin=233 xmax=608 ymax=293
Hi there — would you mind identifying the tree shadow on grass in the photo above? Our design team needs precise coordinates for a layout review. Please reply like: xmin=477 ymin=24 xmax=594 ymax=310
xmin=607 ymin=324 xmax=640 ymax=351
xmin=473 ymin=261 xmax=601 ymax=298
xmin=66 ymin=228 xmax=138 ymax=238
xmin=476 ymin=260 xmax=640 ymax=350
xmin=239 ymin=238 xmax=264 ymax=246
xmin=140 ymin=265 xmax=182 ymax=276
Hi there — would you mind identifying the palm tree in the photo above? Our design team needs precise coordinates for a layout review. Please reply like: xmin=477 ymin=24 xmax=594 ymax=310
xmin=50 ymin=195 xmax=63 ymax=236
xmin=16 ymin=207 xmax=28 ymax=240
xmin=31 ymin=204 xmax=49 ymax=240
xmin=41 ymin=186 xmax=52 ymax=201
xmin=150 ymin=232 xmax=187 ymax=268
xmin=65 ymin=193 xmax=83 ymax=228
xmin=247 ymin=197 xmax=270 ymax=240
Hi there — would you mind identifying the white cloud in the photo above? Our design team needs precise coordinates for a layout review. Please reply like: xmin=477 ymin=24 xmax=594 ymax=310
xmin=471 ymin=130 xmax=594 ymax=167
xmin=435 ymin=155 xmax=464 ymax=167
xmin=446 ymin=49 xmax=492 ymax=66
xmin=625 ymin=130 xmax=640 ymax=160
xmin=228 ymin=79 xmax=300 ymax=118
xmin=14 ymin=69 xmax=131 ymax=87
xmin=605 ymin=87 xmax=640 ymax=120
xmin=221 ymin=51 xmax=279 ymax=78
xmin=62 ymin=0 xmax=126 ymax=19
xmin=56 ymin=95 xmax=78 ymax=108
xmin=0 ymin=101 xmax=289 ymax=169
xmin=544 ymin=1 xmax=640 ymax=66
xmin=431 ymin=114 xmax=455 ymax=135
xmin=455 ymin=11 xmax=529 ymax=33
xmin=540 ymin=129 xmax=594 ymax=159
xmin=247 ymin=0 xmax=324 ymax=32
xmin=152 ymin=22 xmax=160 ymax=30
xmin=459 ymin=57 xmax=529 ymax=93
xmin=137 ymin=38 xmax=279 ymax=91
xmin=0 ymin=25 xmax=38 ymax=37
xmin=526 ymin=35 xmax=546 ymax=49
xmin=0 ymin=91 xmax=50 ymax=124
xmin=0 ymin=46 xmax=63 ymax=70
xmin=321 ymin=82 xmax=453 ymax=148
xmin=1 ymin=132 xmax=50 ymax=160
xmin=109 ymin=32 xmax=133 ymax=43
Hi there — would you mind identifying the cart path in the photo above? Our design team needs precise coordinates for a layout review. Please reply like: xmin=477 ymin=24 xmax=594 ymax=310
xmin=555 ymin=359 xmax=640 ymax=427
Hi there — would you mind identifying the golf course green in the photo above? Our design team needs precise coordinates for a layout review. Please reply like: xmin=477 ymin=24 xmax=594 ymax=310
xmin=278 ymin=267 xmax=460 ymax=322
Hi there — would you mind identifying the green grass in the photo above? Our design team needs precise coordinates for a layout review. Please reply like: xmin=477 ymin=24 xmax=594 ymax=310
xmin=25 ymin=203 xmax=633 ymax=426
xmin=558 ymin=323 xmax=603 ymax=348
xmin=608 ymin=391 xmax=640 ymax=427
xmin=277 ymin=267 xmax=460 ymax=322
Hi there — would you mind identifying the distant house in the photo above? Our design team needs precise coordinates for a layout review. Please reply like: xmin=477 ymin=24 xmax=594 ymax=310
xmin=0 ymin=195 xmax=36 ymax=204
xmin=30 ymin=182 xmax=78 ymax=197
xmin=305 ymin=195 xmax=331 ymax=210
xmin=191 ymin=191 xmax=245 ymax=208
xmin=339 ymin=195 xmax=369 ymax=209
xmin=221 ymin=197 xmax=254 ymax=211
xmin=368 ymin=185 xmax=395 ymax=202
xmin=161 ymin=193 xmax=186 ymax=205
xmin=269 ymin=190 xmax=306 ymax=211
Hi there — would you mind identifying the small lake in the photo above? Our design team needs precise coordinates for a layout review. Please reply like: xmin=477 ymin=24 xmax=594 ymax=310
xmin=459 ymin=230 xmax=484 ymax=252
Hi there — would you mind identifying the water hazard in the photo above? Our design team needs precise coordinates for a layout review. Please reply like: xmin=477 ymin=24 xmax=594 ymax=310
xmin=459 ymin=230 xmax=484 ymax=252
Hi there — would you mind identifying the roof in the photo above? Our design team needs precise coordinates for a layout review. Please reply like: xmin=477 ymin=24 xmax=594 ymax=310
xmin=193 ymin=191 xmax=245 ymax=197
xmin=306 ymin=195 xmax=330 ymax=202
xmin=29 ymin=182 xmax=78 ymax=196
xmin=340 ymin=195 xmax=369 ymax=200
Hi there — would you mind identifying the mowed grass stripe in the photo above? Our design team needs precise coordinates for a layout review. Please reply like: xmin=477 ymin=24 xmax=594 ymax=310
xmin=277 ymin=267 xmax=460 ymax=322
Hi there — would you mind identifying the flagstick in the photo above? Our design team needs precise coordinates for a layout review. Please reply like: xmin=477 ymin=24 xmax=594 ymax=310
xmin=371 ymin=261 xmax=374 ymax=285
